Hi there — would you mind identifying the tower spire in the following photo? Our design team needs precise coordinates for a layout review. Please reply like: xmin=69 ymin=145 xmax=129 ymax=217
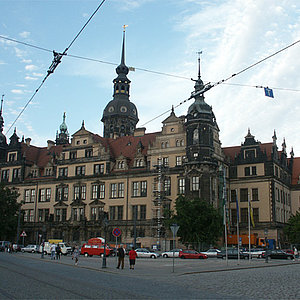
xmin=121 ymin=25 xmax=128 ymax=65
xmin=197 ymin=51 xmax=202 ymax=79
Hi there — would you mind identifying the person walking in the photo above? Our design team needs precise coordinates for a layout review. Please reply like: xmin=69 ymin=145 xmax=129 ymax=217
xmin=116 ymin=244 xmax=125 ymax=269
xmin=73 ymin=246 xmax=79 ymax=266
xmin=294 ymin=247 xmax=298 ymax=261
xmin=50 ymin=243 xmax=56 ymax=260
xmin=129 ymin=247 xmax=137 ymax=270
xmin=56 ymin=244 xmax=61 ymax=260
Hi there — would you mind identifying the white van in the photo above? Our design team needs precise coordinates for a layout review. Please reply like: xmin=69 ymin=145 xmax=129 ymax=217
xmin=40 ymin=242 xmax=72 ymax=255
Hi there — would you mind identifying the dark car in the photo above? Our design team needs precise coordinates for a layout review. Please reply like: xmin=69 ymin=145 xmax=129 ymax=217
xmin=179 ymin=250 xmax=208 ymax=259
xmin=262 ymin=250 xmax=294 ymax=260
xmin=217 ymin=249 xmax=249 ymax=259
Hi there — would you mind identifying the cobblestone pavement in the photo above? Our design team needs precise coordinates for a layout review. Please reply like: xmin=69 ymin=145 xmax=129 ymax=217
xmin=2 ymin=252 xmax=300 ymax=299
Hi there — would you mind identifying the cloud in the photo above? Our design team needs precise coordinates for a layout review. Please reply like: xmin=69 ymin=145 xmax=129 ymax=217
xmin=25 ymin=76 xmax=38 ymax=81
xmin=25 ymin=64 xmax=38 ymax=71
xmin=11 ymin=89 xmax=24 ymax=94
xmin=32 ymin=72 xmax=43 ymax=77
xmin=19 ymin=31 xmax=31 ymax=38
xmin=22 ymin=59 xmax=32 ymax=64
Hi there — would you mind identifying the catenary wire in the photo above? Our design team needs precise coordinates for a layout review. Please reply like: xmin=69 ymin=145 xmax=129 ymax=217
xmin=1 ymin=34 xmax=300 ymax=90
xmin=5 ymin=0 xmax=107 ymax=135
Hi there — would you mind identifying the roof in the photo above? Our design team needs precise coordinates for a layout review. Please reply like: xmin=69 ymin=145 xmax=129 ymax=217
xmin=291 ymin=157 xmax=300 ymax=185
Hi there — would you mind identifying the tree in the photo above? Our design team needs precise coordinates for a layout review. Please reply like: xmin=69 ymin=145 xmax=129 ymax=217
xmin=284 ymin=211 xmax=300 ymax=245
xmin=168 ymin=195 xmax=223 ymax=249
xmin=0 ymin=183 xmax=21 ymax=241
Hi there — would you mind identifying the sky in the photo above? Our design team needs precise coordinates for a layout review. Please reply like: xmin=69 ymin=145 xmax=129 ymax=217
xmin=0 ymin=0 xmax=300 ymax=156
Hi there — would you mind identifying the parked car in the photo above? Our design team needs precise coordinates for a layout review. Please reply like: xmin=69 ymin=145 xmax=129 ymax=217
xmin=243 ymin=248 xmax=265 ymax=258
xmin=262 ymin=250 xmax=294 ymax=260
xmin=200 ymin=249 xmax=221 ymax=257
xmin=161 ymin=249 xmax=182 ymax=258
xmin=13 ymin=244 xmax=24 ymax=252
xmin=80 ymin=244 xmax=112 ymax=257
xmin=21 ymin=244 xmax=39 ymax=253
xmin=283 ymin=249 xmax=294 ymax=255
xmin=217 ymin=249 xmax=250 ymax=259
xmin=135 ymin=248 xmax=159 ymax=258
xmin=179 ymin=250 xmax=208 ymax=259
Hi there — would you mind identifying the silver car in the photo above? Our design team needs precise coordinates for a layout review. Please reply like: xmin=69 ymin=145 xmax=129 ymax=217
xmin=161 ymin=249 xmax=182 ymax=258
xmin=135 ymin=248 xmax=159 ymax=259
xmin=200 ymin=249 xmax=221 ymax=257
xmin=21 ymin=244 xmax=39 ymax=253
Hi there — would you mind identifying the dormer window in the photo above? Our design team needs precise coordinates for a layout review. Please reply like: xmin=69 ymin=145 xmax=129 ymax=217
xmin=8 ymin=153 xmax=16 ymax=162
xmin=118 ymin=161 xmax=125 ymax=169
xmin=244 ymin=149 xmax=255 ymax=159
xmin=70 ymin=151 xmax=77 ymax=159
xmin=32 ymin=169 xmax=38 ymax=178
xmin=76 ymin=140 xmax=80 ymax=145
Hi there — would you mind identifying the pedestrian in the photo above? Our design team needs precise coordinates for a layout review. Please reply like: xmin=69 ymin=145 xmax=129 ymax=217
xmin=116 ymin=244 xmax=125 ymax=269
xmin=294 ymin=247 xmax=298 ymax=261
xmin=73 ymin=246 xmax=79 ymax=266
xmin=56 ymin=244 xmax=61 ymax=260
xmin=129 ymin=247 xmax=137 ymax=270
xmin=50 ymin=243 xmax=56 ymax=260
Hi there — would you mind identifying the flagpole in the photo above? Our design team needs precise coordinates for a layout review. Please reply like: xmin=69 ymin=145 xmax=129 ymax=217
xmin=236 ymin=189 xmax=240 ymax=265
xmin=248 ymin=191 xmax=251 ymax=263
xmin=223 ymin=168 xmax=228 ymax=265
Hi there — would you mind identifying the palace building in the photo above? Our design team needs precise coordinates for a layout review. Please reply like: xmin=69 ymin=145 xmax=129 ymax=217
xmin=1 ymin=31 xmax=300 ymax=250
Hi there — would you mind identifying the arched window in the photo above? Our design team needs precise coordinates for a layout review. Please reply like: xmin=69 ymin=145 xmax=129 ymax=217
xmin=193 ymin=129 xmax=199 ymax=144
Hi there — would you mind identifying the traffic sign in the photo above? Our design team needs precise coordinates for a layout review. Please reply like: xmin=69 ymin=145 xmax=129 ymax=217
xmin=112 ymin=227 xmax=121 ymax=237
xmin=20 ymin=231 xmax=27 ymax=237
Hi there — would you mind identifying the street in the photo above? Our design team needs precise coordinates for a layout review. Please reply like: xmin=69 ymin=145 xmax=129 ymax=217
xmin=0 ymin=252 xmax=299 ymax=299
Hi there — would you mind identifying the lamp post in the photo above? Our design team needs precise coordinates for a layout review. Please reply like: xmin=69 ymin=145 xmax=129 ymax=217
xmin=41 ymin=225 xmax=46 ymax=259
xmin=170 ymin=223 xmax=180 ymax=273
xmin=102 ymin=214 xmax=109 ymax=268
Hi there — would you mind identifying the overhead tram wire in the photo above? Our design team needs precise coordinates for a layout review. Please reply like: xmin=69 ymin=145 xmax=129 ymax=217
xmin=2 ymin=34 xmax=300 ymax=88
xmin=5 ymin=0 xmax=107 ymax=135
xmin=141 ymin=38 xmax=300 ymax=127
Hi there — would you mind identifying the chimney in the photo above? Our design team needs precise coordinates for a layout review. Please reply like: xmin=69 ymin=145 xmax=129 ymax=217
xmin=25 ymin=138 xmax=31 ymax=146
xmin=47 ymin=140 xmax=55 ymax=150
xmin=134 ymin=127 xmax=146 ymax=137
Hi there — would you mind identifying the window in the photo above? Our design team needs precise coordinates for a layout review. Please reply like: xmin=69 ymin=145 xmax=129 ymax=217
xmin=240 ymin=188 xmax=248 ymax=202
xmin=230 ymin=189 xmax=237 ymax=202
xmin=70 ymin=151 xmax=77 ymax=159
xmin=241 ymin=208 xmax=248 ymax=223
xmin=94 ymin=164 xmax=104 ymax=175
xmin=176 ymin=140 xmax=180 ymax=147
xmin=1 ymin=169 xmax=9 ymax=181
xmin=39 ymin=188 xmax=51 ymax=202
xmin=231 ymin=209 xmax=237 ymax=224
xmin=62 ymin=208 xmax=67 ymax=221
xmin=176 ymin=156 xmax=182 ymax=166
xmin=132 ymin=205 xmax=138 ymax=220
xmin=117 ymin=206 xmax=123 ymax=220
xmin=244 ymin=166 xmax=257 ymax=176
xmin=38 ymin=209 xmax=43 ymax=222
xmin=58 ymin=167 xmax=68 ymax=177
xmin=74 ymin=185 xmax=86 ymax=200
xmin=164 ymin=177 xmax=171 ymax=196
xmin=253 ymin=208 xmax=259 ymax=223
xmin=140 ymin=205 xmax=146 ymax=220
xmin=162 ymin=157 xmax=169 ymax=167
xmin=193 ymin=129 xmax=199 ymax=144
xmin=29 ymin=210 xmax=34 ymax=222
xmin=132 ymin=181 xmax=147 ymax=197
xmin=135 ymin=159 xmax=144 ymax=167
xmin=75 ymin=166 xmax=85 ymax=176
xmin=244 ymin=149 xmax=255 ymax=159
xmin=252 ymin=188 xmax=259 ymax=201
xmin=109 ymin=206 xmax=116 ymax=220
xmin=12 ymin=168 xmax=21 ymax=179
xmin=56 ymin=185 xmax=68 ymax=201
xmin=110 ymin=183 xmax=117 ymax=198
xmin=55 ymin=209 xmax=61 ymax=222
xmin=8 ymin=153 xmax=16 ymax=162
xmin=192 ymin=176 xmax=200 ymax=191
xmin=32 ymin=169 xmax=38 ymax=178
xmin=92 ymin=183 xmax=105 ymax=199
xmin=178 ymin=178 xmax=185 ymax=194
xmin=85 ymin=149 xmax=93 ymax=157
xmin=72 ymin=208 xmax=78 ymax=221
xmin=91 ymin=207 xmax=97 ymax=220
xmin=118 ymin=183 xmax=124 ymax=198
xmin=117 ymin=161 xmax=125 ymax=169
xmin=25 ymin=189 xmax=35 ymax=203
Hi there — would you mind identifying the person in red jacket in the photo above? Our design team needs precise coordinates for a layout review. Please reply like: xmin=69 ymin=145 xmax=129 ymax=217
xmin=129 ymin=247 xmax=137 ymax=270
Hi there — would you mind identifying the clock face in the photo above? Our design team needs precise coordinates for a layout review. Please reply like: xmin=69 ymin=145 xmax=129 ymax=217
xmin=120 ymin=106 xmax=127 ymax=113
xmin=108 ymin=106 xmax=114 ymax=113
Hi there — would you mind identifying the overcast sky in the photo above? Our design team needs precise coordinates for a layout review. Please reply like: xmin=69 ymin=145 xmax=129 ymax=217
xmin=0 ymin=0 xmax=299 ymax=155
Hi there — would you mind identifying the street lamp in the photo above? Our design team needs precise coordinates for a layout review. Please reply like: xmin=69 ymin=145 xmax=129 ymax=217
xmin=41 ymin=225 xmax=46 ymax=259
xmin=170 ymin=223 xmax=180 ymax=273
xmin=102 ymin=213 xmax=109 ymax=268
